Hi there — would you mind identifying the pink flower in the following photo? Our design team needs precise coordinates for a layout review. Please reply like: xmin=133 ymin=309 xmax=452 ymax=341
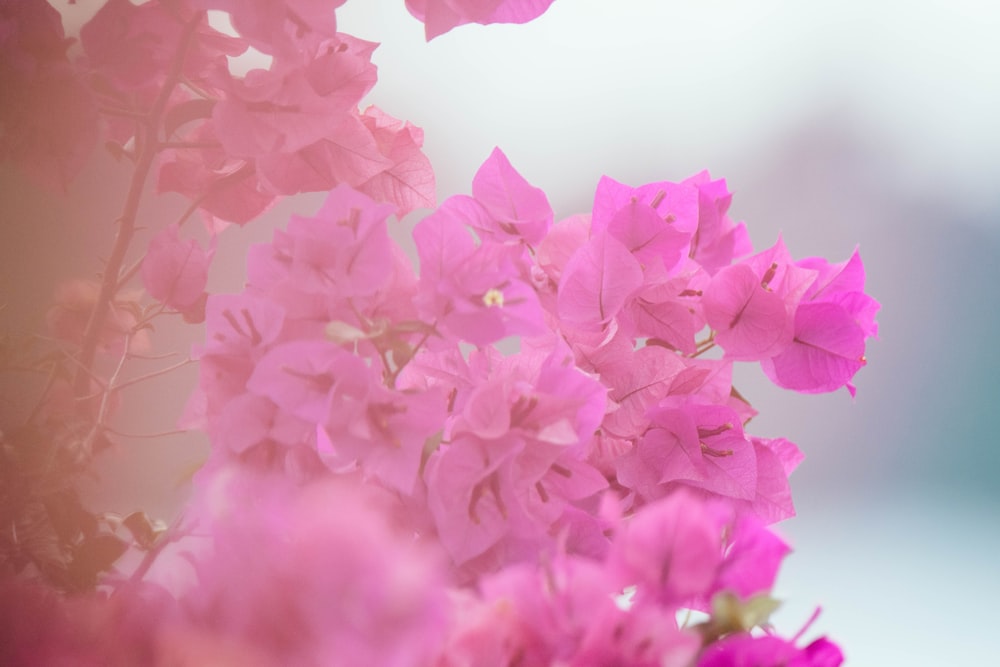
xmin=156 ymin=120 xmax=278 ymax=226
xmin=600 ymin=345 xmax=687 ymax=438
xmin=273 ymin=183 xmax=397 ymax=297
xmin=607 ymin=490 xmax=724 ymax=605
xmin=456 ymin=146 xmax=553 ymax=247
xmin=195 ymin=292 xmax=286 ymax=421
xmin=414 ymin=202 xmax=544 ymax=345
xmin=255 ymin=112 xmax=393 ymax=194
xmin=354 ymin=105 xmax=437 ymax=216
xmin=80 ymin=0 xmax=244 ymax=93
xmin=422 ymin=344 xmax=608 ymax=570
xmin=557 ymin=231 xmax=644 ymax=329
xmin=761 ymin=249 xmax=880 ymax=395
xmin=141 ymin=224 xmax=214 ymax=322
xmin=212 ymin=40 xmax=376 ymax=157
xmin=683 ymin=172 xmax=752 ymax=274
xmin=591 ymin=175 xmax=699 ymax=278
xmin=621 ymin=274 xmax=708 ymax=354
xmin=0 ymin=576 xmax=177 ymax=666
xmin=0 ymin=0 xmax=99 ymax=189
xmin=246 ymin=339 xmax=372 ymax=424
xmin=193 ymin=0 xmax=346 ymax=57
xmin=712 ymin=512 xmax=791 ymax=600
xmin=406 ymin=0 xmax=557 ymax=41
xmin=698 ymin=633 xmax=844 ymax=667
xmin=324 ymin=384 xmax=448 ymax=495
xmin=703 ymin=238 xmax=815 ymax=361
xmin=186 ymin=471 xmax=448 ymax=666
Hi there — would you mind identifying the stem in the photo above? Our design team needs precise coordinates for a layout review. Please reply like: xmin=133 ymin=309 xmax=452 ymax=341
xmin=24 ymin=362 xmax=59 ymax=425
xmin=103 ymin=427 xmax=189 ymax=439
xmin=81 ymin=333 xmax=132 ymax=453
xmin=387 ymin=325 xmax=435 ymax=386
xmin=110 ymin=358 xmax=194 ymax=392
xmin=126 ymin=511 xmax=188 ymax=586
xmin=688 ymin=342 xmax=717 ymax=359
xmin=72 ymin=15 xmax=203 ymax=402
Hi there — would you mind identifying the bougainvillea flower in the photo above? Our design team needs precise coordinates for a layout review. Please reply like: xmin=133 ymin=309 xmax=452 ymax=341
xmin=246 ymin=339 xmax=372 ymax=424
xmin=213 ymin=62 xmax=361 ymax=157
xmin=212 ymin=393 xmax=311 ymax=455
xmin=0 ymin=576 xmax=179 ymax=666
xmin=621 ymin=275 xmax=707 ymax=354
xmin=194 ymin=0 xmax=346 ymax=57
xmin=606 ymin=196 xmax=693 ymax=277
xmin=195 ymin=293 xmax=287 ymax=420
xmin=414 ymin=203 xmax=543 ymax=344
xmin=761 ymin=249 xmax=880 ymax=395
xmin=761 ymin=302 xmax=867 ymax=395
xmin=331 ymin=384 xmax=448 ymax=494
xmin=737 ymin=437 xmax=801 ymax=523
xmin=424 ymin=434 xmax=525 ymax=564
xmin=141 ymin=224 xmax=214 ymax=321
xmin=355 ymin=105 xmax=437 ymax=215
xmin=557 ymin=231 xmax=643 ymax=328
xmin=80 ymin=0 xmax=245 ymax=94
xmin=405 ymin=0 xmax=557 ymax=40
xmin=279 ymin=184 xmax=396 ymax=296
xmin=0 ymin=0 xmax=99 ymax=190
xmin=683 ymin=172 xmax=753 ymax=274
xmin=600 ymin=344 xmax=686 ymax=438
xmin=187 ymin=472 xmax=447 ymax=666
xmin=591 ymin=175 xmax=698 ymax=234
xmin=698 ymin=633 xmax=844 ymax=667
xmin=616 ymin=402 xmax=759 ymax=510
xmin=712 ymin=512 xmax=791 ymax=600
xmin=460 ymin=146 xmax=554 ymax=246
xmin=255 ymin=112 xmax=393 ymax=194
xmin=704 ymin=238 xmax=816 ymax=361
xmin=607 ymin=490 xmax=724 ymax=604
xmin=157 ymin=121 xmax=278 ymax=226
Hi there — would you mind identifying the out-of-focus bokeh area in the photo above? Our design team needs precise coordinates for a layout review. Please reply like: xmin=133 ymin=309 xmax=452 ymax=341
xmin=2 ymin=1 xmax=997 ymax=664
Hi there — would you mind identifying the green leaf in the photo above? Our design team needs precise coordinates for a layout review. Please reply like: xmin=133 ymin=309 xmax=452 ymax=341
xmin=695 ymin=591 xmax=783 ymax=644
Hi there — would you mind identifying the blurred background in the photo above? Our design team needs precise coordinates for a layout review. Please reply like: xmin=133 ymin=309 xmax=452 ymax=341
xmin=3 ymin=0 xmax=998 ymax=663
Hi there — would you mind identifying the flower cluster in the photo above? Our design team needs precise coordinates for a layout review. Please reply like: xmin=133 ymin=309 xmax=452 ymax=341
xmin=193 ymin=147 xmax=877 ymax=565
xmin=1 ymin=1 xmax=876 ymax=665
xmin=179 ymin=146 xmax=875 ymax=662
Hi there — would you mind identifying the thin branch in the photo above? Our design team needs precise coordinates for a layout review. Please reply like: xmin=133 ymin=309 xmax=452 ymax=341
xmin=125 ymin=511 xmax=188 ymax=587
xmin=73 ymin=14 xmax=204 ymax=402
xmin=126 ymin=350 xmax=182 ymax=361
xmin=688 ymin=342 xmax=717 ymax=359
xmin=24 ymin=363 xmax=59 ymax=425
xmin=88 ymin=332 xmax=132 ymax=441
xmin=115 ymin=255 xmax=144 ymax=292
xmin=111 ymin=358 xmax=194 ymax=392
xmin=387 ymin=324 xmax=436 ymax=387
xmin=103 ymin=427 xmax=189 ymax=439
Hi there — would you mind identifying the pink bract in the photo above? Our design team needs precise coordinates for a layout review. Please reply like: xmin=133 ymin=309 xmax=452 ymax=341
xmin=406 ymin=0 xmax=557 ymax=40
xmin=0 ymin=3 xmax=876 ymax=662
